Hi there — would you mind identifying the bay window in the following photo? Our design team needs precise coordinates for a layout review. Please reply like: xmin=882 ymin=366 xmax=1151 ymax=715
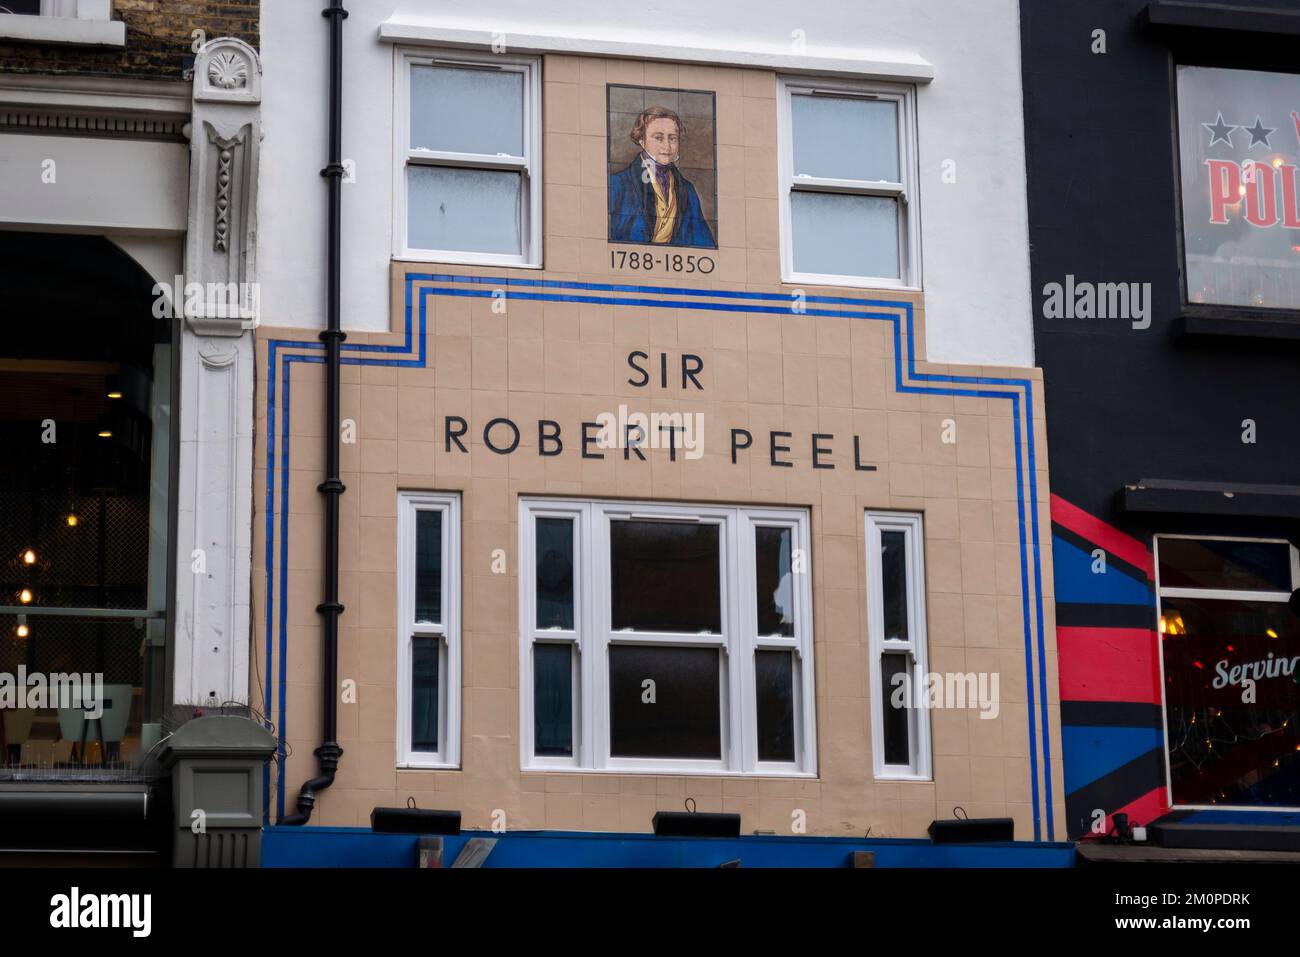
xmin=519 ymin=499 xmax=815 ymax=774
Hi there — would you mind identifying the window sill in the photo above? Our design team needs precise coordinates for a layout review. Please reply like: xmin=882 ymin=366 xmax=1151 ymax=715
xmin=1179 ymin=311 xmax=1300 ymax=341
xmin=0 ymin=14 xmax=125 ymax=48
xmin=521 ymin=766 xmax=818 ymax=778
xmin=874 ymin=772 xmax=933 ymax=783
xmin=783 ymin=269 xmax=920 ymax=294
xmin=396 ymin=760 xmax=459 ymax=771
xmin=394 ymin=251 xmax=542 ymax=270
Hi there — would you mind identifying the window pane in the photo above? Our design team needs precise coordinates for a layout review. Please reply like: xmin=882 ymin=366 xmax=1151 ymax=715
xmin=608 ymin=645 xmax=721 ymax=759
xmin=414 ymin=509 xmax=442 ymax=624
xmin=791 ymin=191 xmax=899 ymax=279
xmin=880 ymin=529 xmax=910 ymax=643
xmin=533 ymin=643 xmax=573 ymax=757
xmin=792 ymin=93 xmax=899 ymax=182
xmin=536 ymin=517 xmax=575 ymax=630
xmin=610 ymin=520 xmax=722 ymax=633
xmin=1176 ymin=66 xmax=1300 ymax=311
xmin=411 ymin=636 xmax=440 ymax=753
xmin=755 ymin=526 xmax=795 ymax=637
xmin=881 ymin=652 xmax=911 ymax=766
xmin=1159 ymin=538 xmax=1293 ymax=593
xmin=410 ymin=64 xmax=524 ymax=156
xmin=407 ymin=166 xmax=522 ymax=255
xmin=1160 ymin=596 xmax=1299 ymax=806
xmin=756 ymin=650 xmax=796 ymax=762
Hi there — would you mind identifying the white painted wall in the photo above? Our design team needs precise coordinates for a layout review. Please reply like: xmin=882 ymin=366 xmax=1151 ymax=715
xmin=260 ymin=0 xmax=1034 ymax=367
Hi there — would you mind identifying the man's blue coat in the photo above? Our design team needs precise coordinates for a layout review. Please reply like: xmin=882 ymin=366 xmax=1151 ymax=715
xmin=608 ymin=160 xmax=716 ymax=248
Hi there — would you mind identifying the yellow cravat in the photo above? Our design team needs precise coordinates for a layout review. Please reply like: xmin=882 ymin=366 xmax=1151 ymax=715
xmin=649 ymin=168 xmax=677 ymax=244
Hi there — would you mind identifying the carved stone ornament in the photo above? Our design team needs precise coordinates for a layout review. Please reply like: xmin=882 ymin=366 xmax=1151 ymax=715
xmin=194 ymin=37 xmax=261 ymax=104
xmin=208 ymin=51 xmax=250 ymax=90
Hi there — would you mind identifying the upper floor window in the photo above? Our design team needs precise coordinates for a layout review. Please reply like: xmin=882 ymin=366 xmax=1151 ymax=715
xmin=778 ymin=77 xmax=919 ymax=289
xmin=0 ymin=0 xmax=123 ymax=45
xmin=1176 ymin=66 xmax=1300 ymax=314
xmin=393 ymin=49 xmax=541 ymax=267
xmin=519 ymin=499 xmax=816 ymax=775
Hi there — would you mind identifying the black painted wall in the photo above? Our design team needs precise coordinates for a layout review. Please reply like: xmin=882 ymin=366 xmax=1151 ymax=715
xmin=1021 ymin=0 xmax=1300 ymax=531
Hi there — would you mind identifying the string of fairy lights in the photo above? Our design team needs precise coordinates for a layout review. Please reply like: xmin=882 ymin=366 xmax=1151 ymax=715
xmin=10 ymin=378 xmax=122 ymax=641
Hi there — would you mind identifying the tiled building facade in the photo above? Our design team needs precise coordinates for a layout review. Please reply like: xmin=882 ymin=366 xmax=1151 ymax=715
xmin=256 ymin=35 xmax=1066 ymax=842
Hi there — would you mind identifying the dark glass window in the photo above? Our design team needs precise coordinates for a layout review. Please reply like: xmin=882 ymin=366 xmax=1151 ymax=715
xmin=411 ymin=636 xmax=440 ymax=753
xmin=1161 ymin=595 xmax=1299 ymax=807
xmin=755 ymin=526 xmax=795 ymax=637
xmin=533 ymin=643 xmax=573 ymax=757
xmin=608 ymin=645 xmax=721 ymax=759
xmin=1 ymin=1 xmax=43 ymax=14
xmin=881 ymin=530 xmax=909 ymax=643
xmin=881 ymin=652 xmax=911 ymax=766
xmin=1176 ymin=66 xmax=1300 ymax=312
xmin=610 ymin=520 xmax=721 ymax=633
xmin=536 ymin=517 xmax=574 ymax=630
xmin=414 ymin=509 xmax=442 ymax=624
xmin=756 ymin=650 xmax=795 ymax=762
xmin=1159 ymin=538 xmax=1293 ymax=593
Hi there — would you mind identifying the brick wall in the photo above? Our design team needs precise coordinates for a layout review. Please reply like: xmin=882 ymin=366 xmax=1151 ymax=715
xmin=0 ymin=1 xmax=258 ymax=81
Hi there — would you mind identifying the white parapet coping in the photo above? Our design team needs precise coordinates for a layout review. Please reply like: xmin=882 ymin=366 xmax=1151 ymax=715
xmin=378 ymin=18 xmax=934 ymax=83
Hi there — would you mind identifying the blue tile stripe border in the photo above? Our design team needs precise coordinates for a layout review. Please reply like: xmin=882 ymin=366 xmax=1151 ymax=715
xmin=262 ymin=272 xmax=1056 ymax=840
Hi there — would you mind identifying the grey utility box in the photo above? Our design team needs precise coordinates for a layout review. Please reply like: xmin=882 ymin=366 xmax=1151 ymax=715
xmin=159 ymin=715 xmax=277 ymax=867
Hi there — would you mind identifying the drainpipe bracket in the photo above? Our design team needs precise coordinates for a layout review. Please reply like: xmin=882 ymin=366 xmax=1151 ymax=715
xmin=314 ymin=742 xmax=344 ymax=771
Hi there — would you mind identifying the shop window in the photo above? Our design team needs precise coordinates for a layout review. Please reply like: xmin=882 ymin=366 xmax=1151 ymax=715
xmin=1156 ymin=535 xmax=1300 ymax=808
xmin=778 ymin=76 xmax=919 ymax=289
xmin=1176 ymin=66 xmax=1300 ymax=315
xmin=519 ymin=500 xmax=815 ymax=774
xmin=394 ymin=48 xmax=541 ymax=267
xmin=397 ymin=492 xmax=461 ymax=767
xmin=0 ymin=233 xmax=171 ymax=775
xmin=865 ymin=512 xmax=931 ymax=780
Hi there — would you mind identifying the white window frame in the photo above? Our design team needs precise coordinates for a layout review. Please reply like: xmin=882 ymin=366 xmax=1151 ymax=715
xmin=1153 ymin=533 xmax=1300 ymax=812
xmin=865 ymin=511 xmax=932 ymax=781
xmin=392 ymin=46 xmax=542 ymax=268
xmin=32 ymin=1 xmax=108 ymax=17
xmin=0 ymin=1 xmax=122 ymax=46
xmin=777 ymin=76 xmax=921 ymax=290
xmin=396 ymin=491 xmax=461 ymax=769
xmin=519 ymin=498 xmax=817 ymax=776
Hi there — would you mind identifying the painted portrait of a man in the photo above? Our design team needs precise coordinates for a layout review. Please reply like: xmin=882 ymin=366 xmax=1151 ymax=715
xmin=608 ymin=86 xmax=718 ymax=249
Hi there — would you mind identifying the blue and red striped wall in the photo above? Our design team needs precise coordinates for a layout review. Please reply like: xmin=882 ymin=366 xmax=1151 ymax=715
xmin=1051 ymin=494 xmax=1168 ymax=839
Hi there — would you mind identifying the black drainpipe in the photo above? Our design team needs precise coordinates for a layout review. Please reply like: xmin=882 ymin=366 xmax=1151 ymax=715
xmin=282 ymin=0 xmax=348 ymax=826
